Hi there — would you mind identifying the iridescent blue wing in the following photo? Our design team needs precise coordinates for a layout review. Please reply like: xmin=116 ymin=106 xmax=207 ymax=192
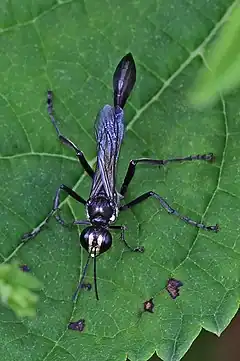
xmin=90 ymin=53 xmax=136 ymax=200
xmin=90 ymin=105 xmax=124 ymax=200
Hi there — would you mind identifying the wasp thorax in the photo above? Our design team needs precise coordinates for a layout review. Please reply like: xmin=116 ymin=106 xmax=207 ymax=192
xmin=80 ymin=226 xmax=112 ymax=257
xmin=87 ymin=197 xmax=116 ymax=225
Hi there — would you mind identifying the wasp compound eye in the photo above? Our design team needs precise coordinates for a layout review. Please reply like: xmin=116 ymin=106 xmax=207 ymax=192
xmin=80 ymin=226 xmax=112 ymax=256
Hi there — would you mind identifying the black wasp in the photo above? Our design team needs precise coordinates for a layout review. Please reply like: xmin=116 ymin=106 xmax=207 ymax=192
xmin=23 ymin=53 xmax=218 ymax=301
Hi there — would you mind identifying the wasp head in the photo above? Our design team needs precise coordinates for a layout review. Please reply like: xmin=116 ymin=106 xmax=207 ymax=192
xmin=80 ymin=226 xmax=112 ymax=257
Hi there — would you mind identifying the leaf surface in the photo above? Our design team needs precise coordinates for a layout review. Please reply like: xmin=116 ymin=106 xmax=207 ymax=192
xmin=0 ymin=1 xmax=239 ymax=361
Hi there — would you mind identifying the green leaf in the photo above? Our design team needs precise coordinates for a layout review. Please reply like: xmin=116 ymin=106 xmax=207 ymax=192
xmin=0 ymin=263 xmax=42 ymax=317
xmin=0 ymin=1 xmax=239 ymax=361
xmin=190 ymin=3 xmax=240 ymax=106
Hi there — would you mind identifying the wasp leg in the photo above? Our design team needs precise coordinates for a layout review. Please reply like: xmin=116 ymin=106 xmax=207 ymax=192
xmin=22 ymin=184 xmax=86 ymax=241
xmin=47 ymin=91 xmax=94 ymax=178
xmin=110 ymin=225 xmax=144 ymax=252
xmin=120 ymin=191 xmax=219 ymax=232
xmin=120 ymin=153 xmax=214 ymax=196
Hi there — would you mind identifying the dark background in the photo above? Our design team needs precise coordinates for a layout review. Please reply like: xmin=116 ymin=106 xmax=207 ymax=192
xmin=148 ymin=311 xmax=240 ymax=361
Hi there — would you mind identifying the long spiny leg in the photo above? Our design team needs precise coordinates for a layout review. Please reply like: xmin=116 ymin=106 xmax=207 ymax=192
xmin=47 ymin=91 xmax=94 ymax=178
xmin=22 ymin=184 xmax=87 ymax=241
xmin=120 ymin=154 xmax=214 ymax=196
xmin=120 ymin=191 xmax=219 ymax=232
xmin=110 ymin=225 xmax=144 ymax=252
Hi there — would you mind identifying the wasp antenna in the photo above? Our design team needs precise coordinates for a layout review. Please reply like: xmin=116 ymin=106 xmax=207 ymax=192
xmin=72 ymin=250 xmax=92 ymax=302
xmin=113 ymin=53 xmax=136 ymax=109
xmin=93 ymin=250 xmax=99 ymax=300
